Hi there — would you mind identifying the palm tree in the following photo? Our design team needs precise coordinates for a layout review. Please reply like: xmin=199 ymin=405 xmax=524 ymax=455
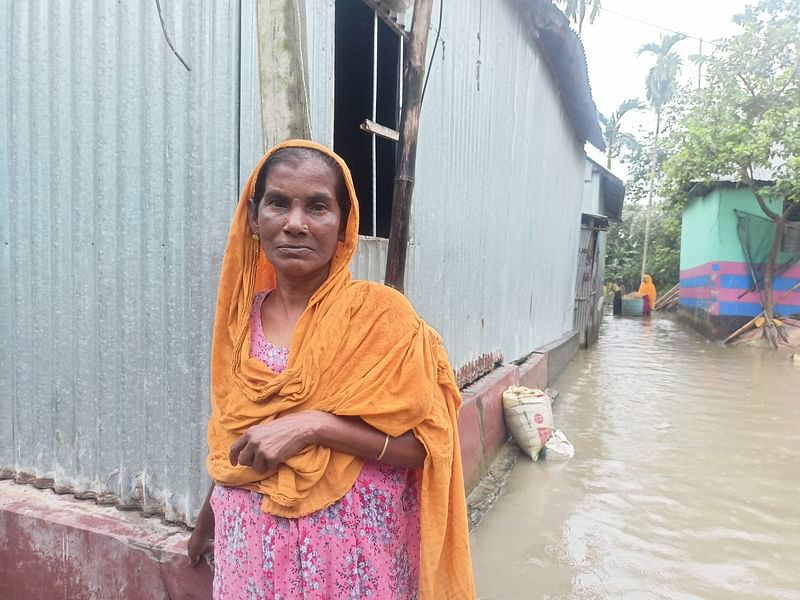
xmin=598 ymin=98 xmax=645 ymax=170
xmin=638 ymin=32 xmax=685 ymax=279
xmin=555 ymin=0 xmax=601 ymax=35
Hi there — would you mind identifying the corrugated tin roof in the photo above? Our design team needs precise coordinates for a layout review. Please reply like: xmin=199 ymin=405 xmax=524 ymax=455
xmin=688 ymin=168 xmax=778 ymax=197
xmin=688 ymin=159 xmax=786 ymax=196
xmin=711 ymin=167 xmax=777 ymax=184
xmin=512 ymin=0 xmax=606 ymax=151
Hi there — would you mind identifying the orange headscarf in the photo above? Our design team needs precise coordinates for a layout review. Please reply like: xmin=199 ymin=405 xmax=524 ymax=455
xmin=207 ymin=140 xmax=475 ymax=598
xmin=639 ymin=274 xmax=657 ymax=303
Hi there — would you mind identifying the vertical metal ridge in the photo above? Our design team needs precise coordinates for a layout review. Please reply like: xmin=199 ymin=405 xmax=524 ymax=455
xmin=0 ymin=0 xmax=13 ymax=478
xmin=406 ymin=0 xmax=586 ymax=372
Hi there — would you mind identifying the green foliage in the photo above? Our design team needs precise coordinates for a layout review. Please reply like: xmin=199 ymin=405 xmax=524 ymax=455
xmin=661 ymin=0 xmax=800 ymax=342
xmin=606 ymin=126 xmax=684 ymax=291
xmin=605 ymin=88 xmax=692 ymax=291
xmin=599 ymin=98 xmax=645 ymax=169
xmin=637 ymin=32 xmax=687 ymax=278
xmin=665 ymin=0 xmax=800 ymax=208
xmin=638 ymin=33 xmax=687 ymax=114
xmin=606 ymin=201 xmax=681 ymax=292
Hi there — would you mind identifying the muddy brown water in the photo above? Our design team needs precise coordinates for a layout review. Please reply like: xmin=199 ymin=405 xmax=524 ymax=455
xmin=470 ymin=315 xmax=800 ymax=599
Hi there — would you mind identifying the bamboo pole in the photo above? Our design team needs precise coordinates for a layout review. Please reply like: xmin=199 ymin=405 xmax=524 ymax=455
xmin=384 ymin=0 xmax=434 ymax=292
xmin=722 ymin=317 xmax=759 ymax=345
xmin=654 ymin=284 xmax=679 ymax=311
xmin=657 ymin=287 xmax=679 ymax=306
xmin=723 ymin=280 xmax=800 ymax=344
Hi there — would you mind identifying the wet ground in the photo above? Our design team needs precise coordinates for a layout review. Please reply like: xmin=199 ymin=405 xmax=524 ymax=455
xmin=470 ymin=315 xmax=800 ymax=599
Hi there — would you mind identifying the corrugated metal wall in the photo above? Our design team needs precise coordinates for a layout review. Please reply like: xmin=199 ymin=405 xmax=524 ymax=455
xmin=302 ymin=0 xmax=586 ymax=371
xmin=406 ymin=0 xmax=585 ymax=371
xmin=2 ymin=0 xmax=592 ymax=521
xmin=582 ymin=160 xmax=602 ymax=215
xmin=1 ymin=0 xmax=262 ymax=524
xmin=304 ymin=0 xmax=336 ymax=145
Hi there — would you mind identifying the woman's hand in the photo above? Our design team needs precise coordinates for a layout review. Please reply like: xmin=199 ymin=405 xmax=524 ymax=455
xmin=230 ymin=410 xmax=427 ymax=471
xmin=187 ymin=528 xmax=213 ymax=567
xmin=229 ymin=411 xmax=324 ymax=471
xmin=188 ymin=484 xmax=215 ymax=567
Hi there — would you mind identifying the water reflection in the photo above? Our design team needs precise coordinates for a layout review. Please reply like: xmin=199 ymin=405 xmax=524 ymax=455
xmin=471 ymin=315 xmax=800 ymax=599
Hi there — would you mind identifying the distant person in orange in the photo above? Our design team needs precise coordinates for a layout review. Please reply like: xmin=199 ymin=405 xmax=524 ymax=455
xmin=187 ymin=140 xmax=475 ymax=599
xmin=639 ymin=274 xmax=657 ymax=316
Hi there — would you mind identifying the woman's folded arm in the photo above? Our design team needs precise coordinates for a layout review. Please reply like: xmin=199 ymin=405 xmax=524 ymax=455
xmin=229 ymin=410 xmax=427 ymax=471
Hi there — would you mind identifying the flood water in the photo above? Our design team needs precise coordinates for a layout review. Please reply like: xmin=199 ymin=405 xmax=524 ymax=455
xmin=470 ymin=315 xmax=800 ymax=599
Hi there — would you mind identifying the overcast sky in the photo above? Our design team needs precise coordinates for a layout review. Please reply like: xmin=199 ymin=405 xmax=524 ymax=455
xmin=580 ymin=0 xmax=751 ymax=169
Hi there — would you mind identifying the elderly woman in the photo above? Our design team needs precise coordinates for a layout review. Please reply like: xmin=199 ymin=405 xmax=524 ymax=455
xmin=188 ymin=140 xmax=474 ymax=599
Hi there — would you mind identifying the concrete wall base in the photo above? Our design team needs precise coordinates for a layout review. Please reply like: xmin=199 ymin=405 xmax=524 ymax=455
xmin=458 ymin=330 xmax=577 ymax=493
xmin=0 ymin=482 xmax=212 ymax=600
xmin=677 ymin=305 xmax=749 ymax=340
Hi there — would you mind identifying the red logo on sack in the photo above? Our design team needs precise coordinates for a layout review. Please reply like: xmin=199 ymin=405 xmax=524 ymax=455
xmin=534 ymin=413 xmax=544 ymax=424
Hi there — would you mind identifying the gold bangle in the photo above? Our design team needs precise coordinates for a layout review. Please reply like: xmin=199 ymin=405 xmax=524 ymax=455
xmin=376 ymin=434 xmax=390 ymax=461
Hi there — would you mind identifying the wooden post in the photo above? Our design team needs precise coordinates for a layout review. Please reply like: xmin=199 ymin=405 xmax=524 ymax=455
xmin=256 ymin=0 xmax=311 ymax=145
xmin=384 ymin=0 xmax=435 ymax=292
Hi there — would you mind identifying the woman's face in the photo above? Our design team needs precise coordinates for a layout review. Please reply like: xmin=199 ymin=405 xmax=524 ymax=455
xmin=249 ymin=157 xmax=344 ymax=283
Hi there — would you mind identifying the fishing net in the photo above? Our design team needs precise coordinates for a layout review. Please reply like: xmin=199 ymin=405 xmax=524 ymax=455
xmin=734 ymin=209 xmax=800 ymax=307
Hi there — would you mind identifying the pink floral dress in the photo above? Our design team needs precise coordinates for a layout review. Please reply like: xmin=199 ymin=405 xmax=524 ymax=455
xmin=210 ymin=291 xmax=421 ymax=599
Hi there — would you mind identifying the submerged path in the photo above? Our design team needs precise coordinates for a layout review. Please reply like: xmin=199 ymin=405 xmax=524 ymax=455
xmin=470 ymin=315 xmax=800 ymax=599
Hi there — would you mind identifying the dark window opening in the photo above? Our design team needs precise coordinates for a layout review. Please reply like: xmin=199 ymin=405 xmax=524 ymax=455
xmin=334 ymin=1 xmax=401 ymax=238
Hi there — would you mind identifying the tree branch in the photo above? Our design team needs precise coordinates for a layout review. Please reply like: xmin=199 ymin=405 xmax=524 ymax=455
xmin=743 ymin=56 xmax=800 ymax=123
xmin=744 ymin=163 xmax=780 ymax=221
xmin=736 ymin=73 xmax=757 ymax=101
xmin=773 ymin=55 xmax=800 ymax=101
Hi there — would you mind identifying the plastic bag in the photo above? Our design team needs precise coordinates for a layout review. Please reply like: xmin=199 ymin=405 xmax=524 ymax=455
xmin=542 ymin=429 xmax=574 ymax=460
xmin=502 ymin=386 xmax=553 ymax=461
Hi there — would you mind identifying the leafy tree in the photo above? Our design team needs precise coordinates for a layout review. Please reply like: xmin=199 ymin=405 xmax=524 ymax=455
xmin=598 ymin=98 xmax=645 ymax=170
xmin=606 ymin=109 xmax=685 ymax=294
xmin=606 ymin=201 xmax=681 ymax=293
xmin=555 ymin=0 xmax=601 ymax=35
xmin=665 ymin=0 xmax=800 ymax=347
xmin=638 ymin=32 xmax=686 ymax=279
